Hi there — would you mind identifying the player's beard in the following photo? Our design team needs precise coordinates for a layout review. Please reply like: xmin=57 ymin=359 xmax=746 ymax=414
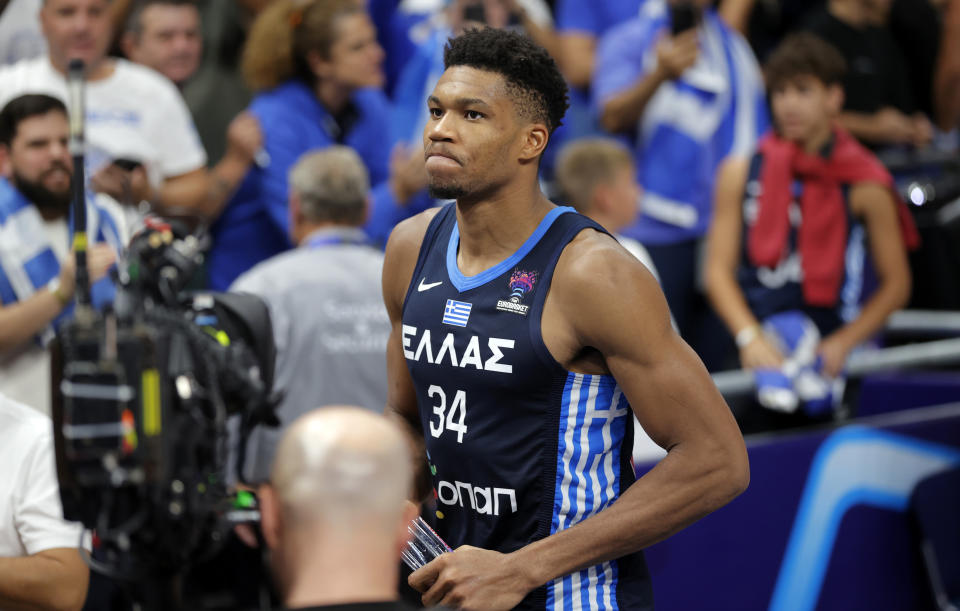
xmin=428 ymin=178 xmax=466 ymax=200
xmin=12 ymin=165 xmax=72 ymax=219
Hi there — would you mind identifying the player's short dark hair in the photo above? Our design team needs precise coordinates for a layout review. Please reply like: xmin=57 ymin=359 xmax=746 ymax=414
xmin=443 ymin=27 xmax=569 ymax=134
xmin=764 ymin=33 xmax=847 ymax=93
xmin=0 ymin=94 xmax=68 ymax=146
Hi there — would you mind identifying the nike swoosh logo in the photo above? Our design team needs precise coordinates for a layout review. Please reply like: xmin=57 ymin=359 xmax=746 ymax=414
xmin=418 ymin=278 xmax=443 ymax=292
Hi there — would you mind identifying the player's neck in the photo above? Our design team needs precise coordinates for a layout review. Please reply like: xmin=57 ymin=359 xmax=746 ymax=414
xmin=454 ymin=180 xmax=554 ymax=277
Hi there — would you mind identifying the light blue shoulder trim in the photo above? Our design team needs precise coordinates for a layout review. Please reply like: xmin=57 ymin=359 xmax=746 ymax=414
xmin=445 ymin=206 xmax=576 ymax=292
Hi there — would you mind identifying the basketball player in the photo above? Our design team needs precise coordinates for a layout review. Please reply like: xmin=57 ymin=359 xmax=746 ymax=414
xmin=382 ymin=28 xmax=749 ymax=610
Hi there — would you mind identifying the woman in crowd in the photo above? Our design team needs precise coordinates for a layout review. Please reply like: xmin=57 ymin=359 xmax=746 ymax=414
xmin=206 ymin=0 xmax=426 ymax=290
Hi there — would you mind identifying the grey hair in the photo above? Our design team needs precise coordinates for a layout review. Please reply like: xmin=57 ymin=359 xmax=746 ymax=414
xmin=288 ymin=146 xmax=369 ymax=226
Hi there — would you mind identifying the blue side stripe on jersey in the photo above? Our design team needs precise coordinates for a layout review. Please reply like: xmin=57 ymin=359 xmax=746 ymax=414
xmin=445 ymin=206 xmax=576 ymax=292
xmin=550 ymin=372 xmax=628 ymax=610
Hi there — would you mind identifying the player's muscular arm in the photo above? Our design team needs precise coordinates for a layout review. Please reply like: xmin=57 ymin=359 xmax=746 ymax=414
xmin=516 ymin=235 xmax=749 ymax=583
xmin=413 ymin=234 xmax=748 ymax=609
xmin=383 ymin=209 xmax=441 ymax=502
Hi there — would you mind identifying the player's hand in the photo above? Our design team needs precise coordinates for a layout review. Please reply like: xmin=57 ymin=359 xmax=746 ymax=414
xmin=409 ymin=545 xmax=535 ymax=610
xmin=655 ymin=30 xmax=699 ymax=80
xmin=91 ymin=163 xmax=152 ymax=205
xmin=739 ymin=334 xmax=784 ymax=370
xmin=817 ymin=332 xmax=854 ymax=379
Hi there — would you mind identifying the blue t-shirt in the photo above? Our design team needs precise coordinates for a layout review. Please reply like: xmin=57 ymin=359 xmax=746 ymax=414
xmin=402 ymin=203 xmax=653 ymax=610
xmin=555 ymin=0 xmax=644 ymax=35
xmin=593 ymin=4 xmax=769 ymax=245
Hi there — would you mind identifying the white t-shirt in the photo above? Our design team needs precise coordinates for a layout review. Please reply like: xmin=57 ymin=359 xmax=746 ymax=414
xmin=0 ymin=56 xmax=207 ymax=186
xmin=0 ymin=393 xmax=86 ymax=557
xmin=0 ymin=0 xmax=45 ymax=66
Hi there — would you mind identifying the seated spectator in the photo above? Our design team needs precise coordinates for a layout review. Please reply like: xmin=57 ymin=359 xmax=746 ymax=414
xmin=120 ymin=0 xmax=201 ymax=88
xmin=0 ymin=0 xmax=46 ymax=65
xmin=230 ymin=147 xmax=391 ymax=484
xmin=0 ymin=94 xmax=120 ymax=413
xmin=206 ymin=0 xmax=432 ymax=291
xmin=593 ymin=0 xmax=768 ymax=369
xmin=705 ymin=34 xmax=915 ymax=423
xmin=0 ymin=391 xmax=89 ymax=610
xmin=802 ymin=0 xmax=934 ymax=148
xmin=0 ymin=0 xmax=209 ymax=232
xmin=258 ymin=406 xmax=420 ymax=610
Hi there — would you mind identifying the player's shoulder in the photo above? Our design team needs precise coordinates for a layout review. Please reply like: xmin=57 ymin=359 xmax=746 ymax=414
xmin=384 ymin=205 xmax=444 ymax=258
xmin=382 ymin=205 xmax=445 ymax=305
xmin=556 ymin=227 xmax=653 ymax=294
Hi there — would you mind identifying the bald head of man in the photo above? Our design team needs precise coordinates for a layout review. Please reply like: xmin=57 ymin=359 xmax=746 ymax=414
xmin=259 ymin=406 xmax=418 ymax=608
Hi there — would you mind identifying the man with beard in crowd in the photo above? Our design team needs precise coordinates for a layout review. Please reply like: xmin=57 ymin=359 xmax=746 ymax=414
xmin=0 ymin=94 xmax=120 ymax=413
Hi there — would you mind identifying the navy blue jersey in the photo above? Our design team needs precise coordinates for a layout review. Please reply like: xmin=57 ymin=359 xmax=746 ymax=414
xmin=737 ymin=152 xmax=873 ymax=336
xmin=401 ymin=203 xmax=653 ymax=610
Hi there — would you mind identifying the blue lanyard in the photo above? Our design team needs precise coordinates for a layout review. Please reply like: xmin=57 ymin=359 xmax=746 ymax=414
xmin=305 ymin=232 xmax=369 ymax=249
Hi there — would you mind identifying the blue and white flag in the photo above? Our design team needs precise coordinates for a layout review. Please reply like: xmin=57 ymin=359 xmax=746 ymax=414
xmin=442 ymin=299 xmax=471 ymax=327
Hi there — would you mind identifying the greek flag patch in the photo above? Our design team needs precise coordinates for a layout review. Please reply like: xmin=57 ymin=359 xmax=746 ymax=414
xmin=442 ymin=299 xmax=472 ymax=327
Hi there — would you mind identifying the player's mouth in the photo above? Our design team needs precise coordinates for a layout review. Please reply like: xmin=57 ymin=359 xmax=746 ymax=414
xmin=425 ymin=149 xmax=462 ymax=170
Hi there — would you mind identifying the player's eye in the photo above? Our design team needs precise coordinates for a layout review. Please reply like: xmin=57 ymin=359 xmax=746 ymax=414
xmin=429 ymin=107 xmax=443 ymax=119
xmin=465 ymin=110 xmax=484 ymax=120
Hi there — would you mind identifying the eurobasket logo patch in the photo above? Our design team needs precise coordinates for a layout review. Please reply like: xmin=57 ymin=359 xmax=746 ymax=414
xmin=497 ymin=269 xmax=538 ymax=316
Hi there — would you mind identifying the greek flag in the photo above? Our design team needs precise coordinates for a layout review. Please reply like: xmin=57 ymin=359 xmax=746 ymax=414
xmin=442 ymin=299 xmax=471 ymax=327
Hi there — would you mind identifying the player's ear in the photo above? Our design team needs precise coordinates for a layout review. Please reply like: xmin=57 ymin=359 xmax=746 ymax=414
xmin=518 ymin=123 xmax=549 ymax=163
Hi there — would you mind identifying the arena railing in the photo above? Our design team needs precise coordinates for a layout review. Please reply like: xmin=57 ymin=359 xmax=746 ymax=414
xmin=711 ymin=310 xmax=960 ymax=398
